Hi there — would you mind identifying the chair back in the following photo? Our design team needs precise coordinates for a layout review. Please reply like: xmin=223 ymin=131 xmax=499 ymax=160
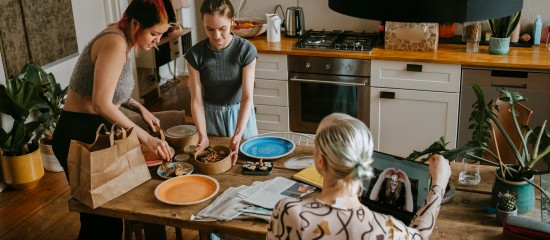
xmin=483 ymin=99 xmax=532 ymax=165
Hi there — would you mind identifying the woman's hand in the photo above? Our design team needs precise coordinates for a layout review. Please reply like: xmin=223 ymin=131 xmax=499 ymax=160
xmin=144 ymin=135 xmax=173 ymax=161
xmin=229 ymin=134 xmax=242 ymax=166
xmin=427 ymin=154 xmax=451 ymax=187
xmin=140 ymin=108 xmax=160 ymax=132
xmin=196 ymin=135 xmax=210 ymax=151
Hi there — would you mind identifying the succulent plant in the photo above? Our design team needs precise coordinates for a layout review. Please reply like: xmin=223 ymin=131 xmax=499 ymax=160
xmin=497 ymin=191 xmax=517 ymax=212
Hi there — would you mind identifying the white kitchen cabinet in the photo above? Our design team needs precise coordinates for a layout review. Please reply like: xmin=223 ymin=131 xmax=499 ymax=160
xmin=255 ymin=105 xmax=290 ymax=132
xmin=371 ymin=60 xmax=461 ymax=92
xmin=370 ymin=60 xmax=460 ymax=158
xmin=253 ymin=53 xmax=289 ymax=132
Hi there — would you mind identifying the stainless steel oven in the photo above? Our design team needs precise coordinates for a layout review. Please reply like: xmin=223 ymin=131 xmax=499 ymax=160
xmin=288 ymin=55 xmax=370 ymax=134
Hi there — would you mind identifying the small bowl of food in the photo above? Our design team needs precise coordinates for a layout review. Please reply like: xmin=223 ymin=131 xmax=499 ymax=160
xmin=157 ymin=162 xmax=194 ymax=179
xmin=193 ymin=146 xmax=232 ymax=175
xmin=232 ymin=18 xmax=267 ymax=38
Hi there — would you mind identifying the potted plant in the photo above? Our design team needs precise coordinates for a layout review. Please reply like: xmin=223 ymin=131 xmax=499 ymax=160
xmin=408 ymin=84 xmax=550 ymax=213
xmin=0 ymin=63 xmax=50 ymax=190
xmin=488 ymin=11 xmax=521 ymax=54
xmin=34 ymin=65 xmax=67 ymax=172
xmin=496 ymin=190 xmax=518 ymax=225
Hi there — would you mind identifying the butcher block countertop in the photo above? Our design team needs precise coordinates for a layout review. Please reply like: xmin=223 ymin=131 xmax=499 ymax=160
xmin=248 ymin=35 xmax=550 ymax=70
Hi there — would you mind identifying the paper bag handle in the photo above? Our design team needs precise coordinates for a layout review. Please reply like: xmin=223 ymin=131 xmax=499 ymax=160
xmin=110 ymin=123 xmax=128 ymax=146
xmin=93 ymin=124 xmax=109 ymax=143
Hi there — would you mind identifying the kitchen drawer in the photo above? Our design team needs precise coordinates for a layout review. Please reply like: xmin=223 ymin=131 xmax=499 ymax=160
xmin=255 ymin=105 xmax=289 ymax=132
xmin=253 ymin=79 xmax=288 ymax=106
xmin=371 ymin=60 xmax=461 ymax=92
xmin=255 ymin=53 xmax=287 ymax=80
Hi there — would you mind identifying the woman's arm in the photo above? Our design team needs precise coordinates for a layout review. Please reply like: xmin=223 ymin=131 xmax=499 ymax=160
xmin=121 ymin=98 xmax=160 ymax=132
xmin=230 ymin=59 xmax=257 ymax=165
xmin=91 ymin=35 xmax=171 ymax=160
xmin=186 ymin=60 xmax=209 ymax=150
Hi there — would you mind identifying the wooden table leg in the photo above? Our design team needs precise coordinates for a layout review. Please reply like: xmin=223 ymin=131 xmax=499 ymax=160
xmin=199 ymin=231 xmax=209 ymax=240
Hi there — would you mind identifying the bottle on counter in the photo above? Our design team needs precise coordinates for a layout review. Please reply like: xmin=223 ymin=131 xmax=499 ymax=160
xmin=533 ymin=15 xmax=542 ymax=45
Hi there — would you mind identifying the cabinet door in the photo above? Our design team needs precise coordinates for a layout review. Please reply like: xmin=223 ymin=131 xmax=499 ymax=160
xmin=371 ymin=60 xmax=461 ymax=92
xmin=255 ymin=105 xmax=289 ymax=132
xmin=253 ymin=79 xmax=288 ymax=106
xmin=370 ymin=87 xmax=459 ymax=158
xmin=255 ymin=54 xmax=287 ymax=80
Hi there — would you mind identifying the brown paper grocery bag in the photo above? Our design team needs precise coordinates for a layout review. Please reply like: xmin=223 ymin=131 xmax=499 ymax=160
xmin=67 ymin=123 xmax=151 ymax=209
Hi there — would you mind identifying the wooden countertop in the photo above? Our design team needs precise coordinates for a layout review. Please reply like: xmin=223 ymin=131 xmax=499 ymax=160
xmin=248 ymin=35 xmax=550 ymax=70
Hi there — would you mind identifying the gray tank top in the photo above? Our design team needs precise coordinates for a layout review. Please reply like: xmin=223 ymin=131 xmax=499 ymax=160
xmin=68 ymin=29 xmax=134 ymax=105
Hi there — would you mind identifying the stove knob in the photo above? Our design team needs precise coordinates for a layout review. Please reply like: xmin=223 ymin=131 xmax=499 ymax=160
xmin=325 ymin=64 xmax=331 ymax=70
xmin=305 ymin=62 xmax=311 ymax=69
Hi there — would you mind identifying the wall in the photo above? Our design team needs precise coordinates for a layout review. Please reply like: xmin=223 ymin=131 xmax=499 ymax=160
xmin=189 ymin=0 xmax=550 ymax=41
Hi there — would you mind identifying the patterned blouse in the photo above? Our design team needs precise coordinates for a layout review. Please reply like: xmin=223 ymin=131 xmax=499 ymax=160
xmin=266 ymin=184 xmax=445 ymax=240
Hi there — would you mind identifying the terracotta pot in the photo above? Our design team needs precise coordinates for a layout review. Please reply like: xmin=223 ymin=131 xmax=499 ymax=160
xmin=192 ymin=146 xmax=232 ymax=175
xmin=1 ymin=148 xmax=44 ymax=190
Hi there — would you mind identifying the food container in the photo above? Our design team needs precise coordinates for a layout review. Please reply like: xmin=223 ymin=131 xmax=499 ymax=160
xmin=165 ymin=125 xmax=198 ymax=152
xmin=192 ymin=146 xmax=232 ymax=175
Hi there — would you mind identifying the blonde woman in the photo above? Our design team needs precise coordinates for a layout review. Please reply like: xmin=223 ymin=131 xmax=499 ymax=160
xmin=267 ymin=113 xmax=451 ymax=239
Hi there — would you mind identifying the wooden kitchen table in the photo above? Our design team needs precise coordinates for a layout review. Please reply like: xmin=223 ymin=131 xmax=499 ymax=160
xmin=68 ymin=137 xmax=544 ymax=240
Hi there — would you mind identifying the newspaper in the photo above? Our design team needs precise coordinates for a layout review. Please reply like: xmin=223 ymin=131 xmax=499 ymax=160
xmin=194 ymin=177 xmax=316 ymax=221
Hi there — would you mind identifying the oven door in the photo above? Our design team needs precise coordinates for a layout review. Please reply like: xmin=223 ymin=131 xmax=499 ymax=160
xmin=289 ymin=72 xmax=370 ymax=134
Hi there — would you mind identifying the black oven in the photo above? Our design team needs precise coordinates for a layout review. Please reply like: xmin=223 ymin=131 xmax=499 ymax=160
xmin=288 ymin=56 xmax=370 ymax=134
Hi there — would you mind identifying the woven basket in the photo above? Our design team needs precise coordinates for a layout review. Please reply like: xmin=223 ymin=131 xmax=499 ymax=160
xmin=232 ymin=18 xmax=266 ymax=38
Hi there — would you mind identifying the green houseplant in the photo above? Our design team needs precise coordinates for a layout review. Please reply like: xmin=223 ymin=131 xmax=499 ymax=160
xmin=408 ymin=84 xmax=550 ymax=213
xmin=0 ymin=63 xmax=50 ymax=189
xmin=487 ymin=11 xmax=521 ymax=54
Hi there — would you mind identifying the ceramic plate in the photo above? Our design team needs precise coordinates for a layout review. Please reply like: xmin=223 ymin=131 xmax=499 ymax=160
xmin=154 ymin=174 xmax=219 ymax=205
xmin=240 ymin=136 xmax=296 ymax=160
xmin=157 ymin=162 xmax=194 ymax=179
xmin=283 ymin=154 xmax=315 ymax=170
xmin=165 ymin=125 xmax=197 ymax=138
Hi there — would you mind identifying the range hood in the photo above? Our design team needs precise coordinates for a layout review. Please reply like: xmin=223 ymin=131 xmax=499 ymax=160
xmin=328 ymin=0 xmax=523 ymax=22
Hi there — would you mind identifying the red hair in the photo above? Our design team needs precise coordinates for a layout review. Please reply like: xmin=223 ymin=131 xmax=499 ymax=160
xmin=117 ymin=0 xmax=168 ymax=51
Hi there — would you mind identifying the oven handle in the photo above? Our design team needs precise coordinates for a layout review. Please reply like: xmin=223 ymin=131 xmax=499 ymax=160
xmin=290 ymin=77 xmax=368 ymax=87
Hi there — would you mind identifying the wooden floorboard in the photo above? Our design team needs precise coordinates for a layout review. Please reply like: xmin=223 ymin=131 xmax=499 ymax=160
xmin=0 ymin=75 xmax=199 ymax=239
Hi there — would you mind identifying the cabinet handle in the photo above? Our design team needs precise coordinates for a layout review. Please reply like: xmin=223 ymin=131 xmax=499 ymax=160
xmin=406 ymin=64 xmax=422 ymax=72
xmin=380 ymin=91 xmax=395 ymax=99
xmin=490 ymin=83 xmax=527 ymax=89
xmin=491 ymin=70 xmax=528 ymax=78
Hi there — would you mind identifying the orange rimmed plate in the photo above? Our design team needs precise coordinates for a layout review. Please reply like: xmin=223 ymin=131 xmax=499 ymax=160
xmin=154 ymin=174 xmax=220 ymax=205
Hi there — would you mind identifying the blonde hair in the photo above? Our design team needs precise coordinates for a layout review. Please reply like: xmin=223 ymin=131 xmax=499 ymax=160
xmin=315 ymin=113 xmax=374 ymax=188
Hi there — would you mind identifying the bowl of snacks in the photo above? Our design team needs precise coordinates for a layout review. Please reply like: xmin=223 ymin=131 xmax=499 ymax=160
xmin=157 ymin=162 xmax=194 ymax=179
xmin=193 ymin=146 xmax=232 ymax=175
xmin=232 ymin=18 xmax=267 ymax=38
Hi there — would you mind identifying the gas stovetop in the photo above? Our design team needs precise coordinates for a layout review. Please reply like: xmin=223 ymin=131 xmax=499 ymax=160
xmin=294 ymin=30 xmax=379 ymax=52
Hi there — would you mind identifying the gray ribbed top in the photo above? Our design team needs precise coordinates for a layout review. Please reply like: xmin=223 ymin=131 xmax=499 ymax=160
xmin=68 ymin=29 xmax=135 ymax=105
xmin=184 ymin=35 xmax=257 ymax=105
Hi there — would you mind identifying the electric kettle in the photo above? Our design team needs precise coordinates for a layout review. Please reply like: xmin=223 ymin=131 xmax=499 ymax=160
xmin=285 ymin=6 xmax=305 ymax=37
xmin=266 ymin=13 xmax=281 ymax=42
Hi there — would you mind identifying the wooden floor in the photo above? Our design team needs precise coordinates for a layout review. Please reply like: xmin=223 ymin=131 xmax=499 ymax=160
xmin=0 ymin=76 xmax=198 ymax=240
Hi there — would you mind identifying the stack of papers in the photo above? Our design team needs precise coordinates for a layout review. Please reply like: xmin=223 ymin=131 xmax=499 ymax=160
xmin=194 ymin=177 xmax=316 ymax=222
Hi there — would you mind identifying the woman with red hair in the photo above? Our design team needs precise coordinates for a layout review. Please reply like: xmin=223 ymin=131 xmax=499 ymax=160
xmin=52 ymin=0 xmax=173 ymax=238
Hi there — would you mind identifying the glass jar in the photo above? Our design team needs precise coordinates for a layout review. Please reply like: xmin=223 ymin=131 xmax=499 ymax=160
xmin=463 ymin=21 xmax=482 ymax=53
